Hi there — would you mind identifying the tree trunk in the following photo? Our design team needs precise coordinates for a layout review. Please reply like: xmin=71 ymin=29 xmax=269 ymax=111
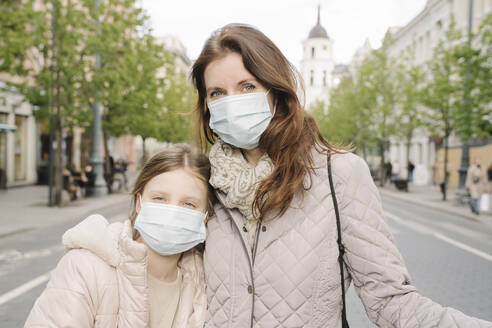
xmin=102 ymin=123 xmax=113 ymax=193
xmin=442 ymin=134 xmax=449 ymax=201
xmin=54 ymin=62 xmax=63 ymax=206
xmin=379 ymin=141 xmax=385 ymax=187
xmin=142 ymin=137 xmax=147 ymax=166
xmin=406 ymin=131 xmax=412 ymax=181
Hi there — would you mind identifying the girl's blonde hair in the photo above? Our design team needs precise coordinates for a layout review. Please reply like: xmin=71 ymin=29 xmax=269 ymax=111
xmin=129 ymin=144 xmax=214 ymax=240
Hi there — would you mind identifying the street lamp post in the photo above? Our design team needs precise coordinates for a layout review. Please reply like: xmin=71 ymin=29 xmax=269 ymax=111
xmin=456 ymin=0 xmax=474 ymax=205
xmin=88 ymin=0 xmax=107 ymax=197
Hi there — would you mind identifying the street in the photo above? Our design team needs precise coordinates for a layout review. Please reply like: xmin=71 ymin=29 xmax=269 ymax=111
xmin=1 ymin=194 xmax=492 ymax=327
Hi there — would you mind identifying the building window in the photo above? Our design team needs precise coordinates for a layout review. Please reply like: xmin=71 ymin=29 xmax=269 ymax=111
xmin=323 ymin=70 xmax=327 ymax=87
xmin=14 ymin=115 xmax=27 ymax=181
xmin=310 ymin=70 xmax=314 ymax=86
xmin=311 ymin=47 xmax=315 ymax=58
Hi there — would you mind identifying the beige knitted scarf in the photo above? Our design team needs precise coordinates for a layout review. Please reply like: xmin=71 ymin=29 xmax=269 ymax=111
xmin=209 ymin=139 xmax=274 ymax=248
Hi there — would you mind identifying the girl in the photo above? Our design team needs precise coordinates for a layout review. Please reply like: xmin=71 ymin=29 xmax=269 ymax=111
xmin=25 ymin=144 xmax=210 ymax=328
xmin=191 ymin=24 xmax=492 ymax=327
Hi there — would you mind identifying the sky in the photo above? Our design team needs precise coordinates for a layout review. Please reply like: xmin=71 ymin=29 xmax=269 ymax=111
xmin=141 ymin=0 xmax=428 ymax=67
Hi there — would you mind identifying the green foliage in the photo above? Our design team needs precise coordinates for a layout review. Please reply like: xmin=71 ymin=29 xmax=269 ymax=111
xmin=394 ymin=50 xmax=425 ymax=144
xmin=0 ymin=0 xmax=46 ymax=76
xmin=0 ymin=0 xmax=194 ymax=144
xmin=422 ymin=15 xmax=492 ymax=141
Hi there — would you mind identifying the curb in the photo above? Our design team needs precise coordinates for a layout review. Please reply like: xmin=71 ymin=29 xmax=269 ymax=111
xmin=378 ymin=188 xmax=492 ymax=224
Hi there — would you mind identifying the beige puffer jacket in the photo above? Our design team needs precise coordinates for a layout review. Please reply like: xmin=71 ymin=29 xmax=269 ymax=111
xmin=25 ymin=215 xmax=207 ymax=328
xmin=204 ymin=150 xmax=492 ymax=327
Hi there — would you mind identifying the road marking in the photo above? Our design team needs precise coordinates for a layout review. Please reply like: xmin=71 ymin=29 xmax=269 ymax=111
xmin=433 ymin=233 xmax=492 ymax=262
xmin=385 ymin=211 xmax=435 ymax=235
xmin=385 ymin=211 xmax=492 ymax=263
xmin=0 ymin=271 xmax=51 ymax=306
xmin=0 ymin=214 xmax=127 ymax=306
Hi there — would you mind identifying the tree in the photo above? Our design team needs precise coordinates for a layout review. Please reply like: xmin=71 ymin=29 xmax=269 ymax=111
xmin=0 ymin=0 xmax=174 ymax=203
xmin=357 ymin=32 xmax=398 ymax=186
xmin=394 ymin=52 xmax=425 ymax=178
xmin=421 ymin=18 xmax=462 ymax=200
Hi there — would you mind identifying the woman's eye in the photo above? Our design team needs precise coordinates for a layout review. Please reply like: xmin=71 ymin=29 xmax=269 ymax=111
xmin=210 ymin=90 xmax=222 ymax=98
xmin=244 ymin=84 xmax=256 ymax=92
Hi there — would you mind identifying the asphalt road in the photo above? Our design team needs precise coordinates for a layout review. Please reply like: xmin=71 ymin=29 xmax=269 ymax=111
xmin=1 ymin=194 xmax=492 ymax=327
xmin=347 ymin=194 xmax=492 ymax=327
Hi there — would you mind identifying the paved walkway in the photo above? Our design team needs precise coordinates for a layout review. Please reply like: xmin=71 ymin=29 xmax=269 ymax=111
xmin=379 ymin=182 xmax=492 ymax=226
xmin=0 ymin=184 xmax=132 ymax=238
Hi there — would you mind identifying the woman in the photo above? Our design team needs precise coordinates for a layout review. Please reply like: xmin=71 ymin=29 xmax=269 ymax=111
xmin=191 ymin=24 xmax=492 ymax=327
xmin=25 ymin=144 xmax=210 ymax=328
xmin=466 ymin=159 xmax=488 ymax=215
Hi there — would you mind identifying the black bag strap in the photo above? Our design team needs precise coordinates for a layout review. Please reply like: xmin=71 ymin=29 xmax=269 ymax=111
xmin=327 ymin=154 xmax=350 ymax=328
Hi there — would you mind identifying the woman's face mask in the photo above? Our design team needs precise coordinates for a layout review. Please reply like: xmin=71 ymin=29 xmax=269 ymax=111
xmin=207 ymin=90 xmax=275 ymax=150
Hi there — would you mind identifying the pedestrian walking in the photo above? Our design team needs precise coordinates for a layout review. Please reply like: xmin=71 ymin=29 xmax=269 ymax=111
xmin=466 ymin=159 xmax=488 ymax=215
xmin=407 ymin=160 xmax=415 ymax=183
xmin=434 ymin=159 xmax=450 ymax=201
xmin=25 ymin=144 xmax=210 ymax=328
xmin=191 ymin=23 xmax=492 ymax=327
xmin=384 ymin=161 xmax=392 ymax=185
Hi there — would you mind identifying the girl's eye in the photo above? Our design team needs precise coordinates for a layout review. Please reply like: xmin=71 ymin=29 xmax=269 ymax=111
xmin=244 ymin=84 xmax=256 ymax=92
xmin=184 ymin=202 xmax=196 ymax=209
xmin=153 ymin=196 xmax=165 ymax=202
xmin=209 ymin=90 xmax=222 ymax=98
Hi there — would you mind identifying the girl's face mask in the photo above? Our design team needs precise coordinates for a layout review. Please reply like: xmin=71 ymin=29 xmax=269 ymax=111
xmin=134 ymin=195 xmax=207 ymax=256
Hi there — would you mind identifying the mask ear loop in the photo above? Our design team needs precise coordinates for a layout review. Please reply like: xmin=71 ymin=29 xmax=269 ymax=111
xmin=138 ymin=194 xmax=143 ymax=213
xmin=266 ymin=89 xmax=277 ymax=116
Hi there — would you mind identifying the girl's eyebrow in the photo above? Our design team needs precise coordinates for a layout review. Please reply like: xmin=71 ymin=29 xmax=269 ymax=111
xmin=147 ymin=190 xmax=170 ymax=196
xmin=183 ymin=196 xmax=202 ymax=203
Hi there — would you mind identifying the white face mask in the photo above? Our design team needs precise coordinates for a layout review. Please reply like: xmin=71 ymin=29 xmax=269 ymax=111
xmin=134 ymin=195 xmax=207 ymax=256
xmin=208 ymin=90 xmax=275 ymax=149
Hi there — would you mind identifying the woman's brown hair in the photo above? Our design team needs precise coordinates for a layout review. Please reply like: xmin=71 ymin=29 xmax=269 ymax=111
xmin=129 ymin=143 xmax=214 ymax=239
xmin=191 ymin=23 xmax=344 ymax=220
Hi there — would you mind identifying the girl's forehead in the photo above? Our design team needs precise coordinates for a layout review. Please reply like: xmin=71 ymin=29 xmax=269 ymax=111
xmin=144 ymin=169 xmax=208 ymax=199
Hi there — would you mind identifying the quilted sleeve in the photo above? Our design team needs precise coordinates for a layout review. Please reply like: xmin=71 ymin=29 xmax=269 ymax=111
xmin=24 ymin=249 xmax=100 ymax=328
xmin=338 ymin=154 xmax=492 ymax=328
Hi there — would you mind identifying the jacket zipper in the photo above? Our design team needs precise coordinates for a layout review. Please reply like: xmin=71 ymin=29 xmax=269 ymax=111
xmin=249 ymin=220 xmax=262 ymax=328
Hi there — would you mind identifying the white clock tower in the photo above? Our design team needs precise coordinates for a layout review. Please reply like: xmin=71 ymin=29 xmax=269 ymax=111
xmin=300 ymin=5 xmax=335 ymax=110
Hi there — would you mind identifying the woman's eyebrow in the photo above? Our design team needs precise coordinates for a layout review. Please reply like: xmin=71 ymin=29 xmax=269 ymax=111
xmin=237 ymin=78 xmax=257 ymax=85
xmin=206 ymin=86 xmax=225 ymax=93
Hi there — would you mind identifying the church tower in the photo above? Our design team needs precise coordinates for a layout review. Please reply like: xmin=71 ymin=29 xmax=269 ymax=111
xmin=300 ymin=5 xmax=335 ymax=109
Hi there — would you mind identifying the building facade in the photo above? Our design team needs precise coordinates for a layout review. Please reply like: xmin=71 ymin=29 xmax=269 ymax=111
xmin=0 ymin=81 xmax=38 ymax=188
xmin=384 ymin=0 xmax=492 ymax=186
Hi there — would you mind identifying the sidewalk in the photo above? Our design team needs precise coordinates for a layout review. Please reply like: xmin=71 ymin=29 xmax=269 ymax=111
xmin=379 ymin=183 xmax=492 ymax=226
xmin=0 ymin=184 xmax=132 ymax=238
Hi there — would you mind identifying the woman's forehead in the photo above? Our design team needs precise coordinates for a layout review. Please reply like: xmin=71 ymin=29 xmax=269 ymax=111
xmin=204 ymin=53 xmax=254 ymax=88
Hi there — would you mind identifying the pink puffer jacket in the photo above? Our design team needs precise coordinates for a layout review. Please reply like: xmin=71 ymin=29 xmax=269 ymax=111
xmin=25 ymin=215 xmax=207 ymax=328
xmin=204 ymin=150 xmax=492 ymax=327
